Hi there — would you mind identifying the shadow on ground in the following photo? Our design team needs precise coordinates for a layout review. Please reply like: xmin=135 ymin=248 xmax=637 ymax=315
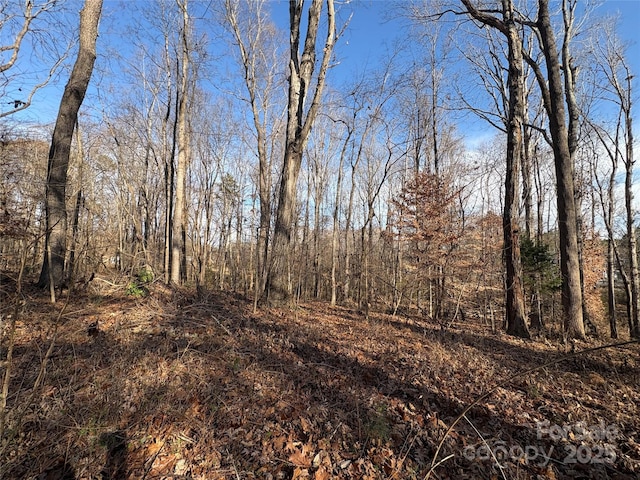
xmin=1 ymin=282 xmax=638 ymax=479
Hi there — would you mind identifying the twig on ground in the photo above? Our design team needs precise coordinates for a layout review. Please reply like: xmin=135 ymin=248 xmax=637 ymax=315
xmin=0 ymin=296 xmax=69 ymax=462
xmin=211 ymin=314 xmax=233 ymax=337
xmin=141 ymin=440 xmax=166 ymax=480
xmin=463 ymin=414 xmax=508 ymax=480
xmin=424 ymin=338 xmax=640 ymax=479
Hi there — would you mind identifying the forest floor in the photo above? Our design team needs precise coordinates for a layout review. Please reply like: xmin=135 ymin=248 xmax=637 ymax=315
xmin=1 ymin=274 xmax=640 ymax=480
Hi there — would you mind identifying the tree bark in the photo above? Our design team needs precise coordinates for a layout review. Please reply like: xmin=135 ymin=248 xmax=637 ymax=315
xmin=67 ymin=126 xmax=85 ymax=285
xmin=266 ymin=0 xmax=335 ymax=303
xmin=171 ymin=0 xmax=191 ymax=285
xmin=312 ymin=160 xmax=323 ymax=299
xmin=503 ymin=4 xmax=530 ymax=338
xmin=522 ymin=124 xmax=534 ymax=240
xmin=562 ymin=0 xmax=594 ymax=335
xmin=162 ymin=17 xmax=175 ymax=284
xmin=607 ymin=238 xmax=617 ymax=339
xmin=623 ymin=76 xmax=640 ymax=337
xmin=461 ymin=0 xmax=530 ymax=338
xmin=39 ymin=0 xmax=102 ymax=289
xmin=535 ymin=0 xmax=585 ymax=339
xmin=606 ymin=133 xmax=617 ymax=339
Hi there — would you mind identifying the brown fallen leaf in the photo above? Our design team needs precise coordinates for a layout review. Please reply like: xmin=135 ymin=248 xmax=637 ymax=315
xmin=289 ymin=442 xmax=314 ymax=467
xmin=292 ymin=466 xmax=310 ymax=479
xmin=314 ymin=466 xmax=331 ymax=480
xmin=300 ymin=416 xmax=312 ymax=433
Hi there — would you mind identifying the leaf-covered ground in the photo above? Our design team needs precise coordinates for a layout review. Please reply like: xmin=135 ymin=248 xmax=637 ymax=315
xmin=1 ymin=279 xmax=639 ymax=479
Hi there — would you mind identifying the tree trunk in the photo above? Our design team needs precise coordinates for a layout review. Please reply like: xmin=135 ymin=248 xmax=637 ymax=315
xmin=266 ymin=0 xmax=335 ymax=304
xmin=67 ymin=126 xmax=85 ymax=286
xmin=460 ymin=0 xmax=530 ymax=338
xmin=503 ymin=6 xmax=530 ymax=338
xmin=330 ymin=128 xmax=349 ymax=305
xmin=162 ymin=27 xmax=176 ymax=284
xmin=615 ymin=54 xmax=640 ymax=337
xmin=607 ymin=134 xmax=618 ymax=339
xmin=522 ymin=126 xmax=534 ymax=240
xmin=343 ymin=160 xmax=357 ymax=303
xmin=536 ymin=0 xmax=585 ymax=339
xmin=269 ymin=148 xmax=302 ymax=301
xmin=256 ymin=149 xmax=271 ymax=296
xmin=39 ymin=0 xmax=102 ymax=290
xmin=171 ymin=0 xmax=191 ymax=286
xmin=561 ymin=0 xmax=595 ymax=336
xmin=607 ymin=237 xmax=617 ymax=339
xmin=312 ymin=160 xmax=323 ymax=299
xmin=624 ymin=91 xmax=640 ymax=337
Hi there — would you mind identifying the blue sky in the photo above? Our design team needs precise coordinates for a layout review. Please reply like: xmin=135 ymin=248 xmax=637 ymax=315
xmin=267 ymin=0 xmax=640 ymax=80
xmin=8 ymin=0 xmax=640 ymax=132
xmin=314 ymin=0 xmax=640 ymax=146
xmin=598 ymin=1 xmax=640 ymax=70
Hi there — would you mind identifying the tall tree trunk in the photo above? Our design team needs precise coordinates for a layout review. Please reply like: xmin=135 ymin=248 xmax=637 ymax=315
xmin=163 ymin=145 xmax=174 ymax=284
xmin=330 ymin=127 xmax=349 ymax=305
xmin=313 ymin=172 xmax=322 ymax=299
xmin=430 ymin=54 xmax=440 ymax=176
xmin=162 ymin=26 xmax=175 ymax=284
xmin=503 ymin=6 xmax=530 ymax=338
xmin=561 ymin=0 xmax=594 ymax=335
xmin=623 ymin=80 xmax=640 ymax=337
xmin=39 ymin=0 xmax=102 ymax=289
xmin=461 ymin=0 xmax=530 ymax=338
xmin=67 ymin=126 xmax=85 ymax=285
xmin=343 ymin=159 xmax=357 ymax=303
xmin=171 ymin=0 xmax=191 ymax=285
xmin=522 ymin=125 xmax=534 ymax=240
xmin=359 ymin=198 xmax=375 ymax=317
xmin=535 ymin=0 xmax=585 ymax=339
xmin=607 ymin=237 xmax=617 ymax=339
xmin=302 ymin=175 xmax=311 ymax=298
xmin=607 ymin=136 xmax=618 ymax=339
xmin=266 ymin=0 xmax=335 ymax=303
xmin=256 ymin=160 xmax=271 ymax=303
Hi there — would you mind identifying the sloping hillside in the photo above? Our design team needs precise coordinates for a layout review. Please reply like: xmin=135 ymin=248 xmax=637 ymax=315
xmin=1 ymin=278 xmax=639 ymax=479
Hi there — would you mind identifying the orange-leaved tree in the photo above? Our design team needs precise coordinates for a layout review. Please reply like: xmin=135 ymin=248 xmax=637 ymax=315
xmin=389 ymin=172 xmax=465 ymax=321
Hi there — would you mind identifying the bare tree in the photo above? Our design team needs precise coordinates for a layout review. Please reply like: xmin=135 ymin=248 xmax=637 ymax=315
xmin=170 ymin=0 xmax=192 ymax=285
xmin=588 ymin=27 xmax=639 ymax=338
xmin=588 ymin=127 xmax=620 ymax=338
xmin=304 ymin=124 xmax=332 ymax=299
xmin=38 ymin=0 xmax=103 ymax=291
xmin=328 ymin=106 xmax=354 ymax=306
xmin=460 ymin=0 xmax=530 ymax=338
xmin=614 ymin=52 xmax=639 ymax=338
xmin=520 ymin=0 xmax=585 ymax=339
xmin=0 ymin=0 xmax=66 ymax=118
xmin=462 ymin=0 xmax=589 ymax=338
xmin=266 ymin=0 xmax=336 ymax=303
xmin=190 ymin=98 xmax=229 ymax=290
xmin=223 ymin=0 xmax=284 ymax=305
xmin=359 ymin=121 xmax=402 ymax=317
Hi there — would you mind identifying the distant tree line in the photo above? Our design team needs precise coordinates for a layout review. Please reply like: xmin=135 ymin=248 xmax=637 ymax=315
xmin=1 ymin=0 xmax=638 ymax=341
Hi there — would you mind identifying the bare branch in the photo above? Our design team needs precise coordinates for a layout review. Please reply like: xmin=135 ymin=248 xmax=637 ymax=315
xmin=0 ymin=1 xmax=58 ymax=74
